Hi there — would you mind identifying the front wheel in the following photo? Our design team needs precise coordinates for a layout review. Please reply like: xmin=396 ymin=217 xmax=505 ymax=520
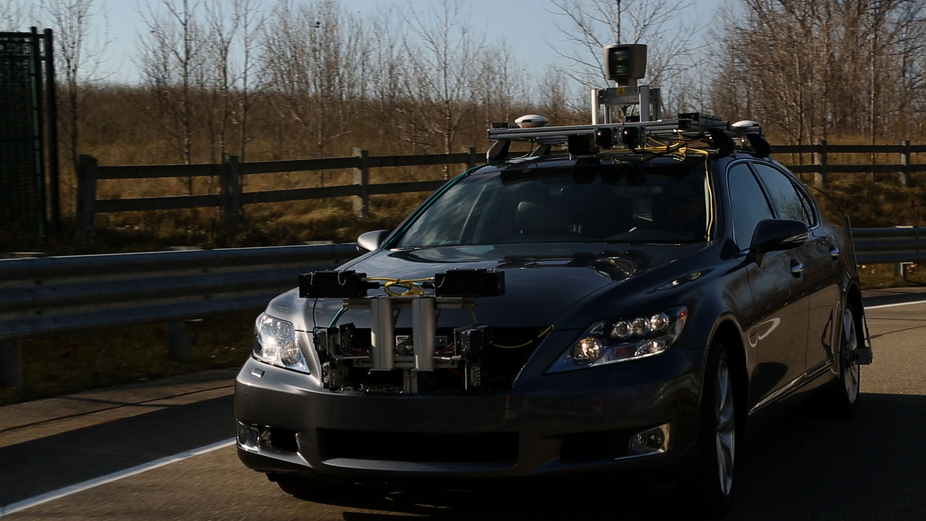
xmin=829 ymin=305 xmax=861 ymax=418
xmin=687 ymin=341 xmax=737 ymax=517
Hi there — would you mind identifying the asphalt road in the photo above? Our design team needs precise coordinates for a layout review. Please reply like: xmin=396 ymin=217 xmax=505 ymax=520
xmin=1 ymin=298 xmax=925 ymax=520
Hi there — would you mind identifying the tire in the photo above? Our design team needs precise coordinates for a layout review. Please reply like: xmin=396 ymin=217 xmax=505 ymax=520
xmin=829 ymin=304 xmax=861 ymax=418
xmin=689 ymin=341 xmax=737 ymax=517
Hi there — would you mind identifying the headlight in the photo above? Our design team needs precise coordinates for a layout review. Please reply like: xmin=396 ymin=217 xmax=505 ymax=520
xmin=547 ymin=306 xmax=687 ymax=373
xmin=253 ymin=313 xmax=310 ymax=373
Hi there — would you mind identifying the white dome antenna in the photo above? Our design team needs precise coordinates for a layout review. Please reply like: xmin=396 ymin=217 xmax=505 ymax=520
xmin=731 ymin=120 xmax=763 ymax=137
xmin=515 ymin=115 xmax=549 ymax=128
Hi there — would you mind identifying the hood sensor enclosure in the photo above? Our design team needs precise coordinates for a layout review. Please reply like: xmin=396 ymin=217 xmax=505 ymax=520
xmin=300 ymin=270 xmax=373 ymax=298
xmin=568 ymin=133 xmax=597 ymax=157
xmin=435 ymin=269 xmax=505 ymax=297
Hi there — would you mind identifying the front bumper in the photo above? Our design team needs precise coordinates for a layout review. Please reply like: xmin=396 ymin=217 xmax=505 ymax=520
xmin=234 ymin=345 xmax=705 ymax=481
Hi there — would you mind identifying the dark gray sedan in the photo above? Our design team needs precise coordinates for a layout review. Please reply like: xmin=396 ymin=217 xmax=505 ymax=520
xmin=235 ymin=142 xmax=871 ymax=515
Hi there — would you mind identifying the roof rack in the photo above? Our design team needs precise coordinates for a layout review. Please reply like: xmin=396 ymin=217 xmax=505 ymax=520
xmin=486 ymin=113 xmax=769 ymax=162
xmin=486 ymin=42 xmax=771 ymax=162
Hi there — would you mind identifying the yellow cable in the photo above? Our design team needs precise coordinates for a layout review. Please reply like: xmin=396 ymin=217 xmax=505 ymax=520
xmin=676 ymin=148 xmax=714 ymax=240
xmin=367 ymin=277 xmax=433 ymax=297
xmin=368 ymin=277 xmax=433 ymax=283
xmin=493 ymin=326 xmax=553 ymax=349
xmin=703 ymin=156 xmax=714 ymax=240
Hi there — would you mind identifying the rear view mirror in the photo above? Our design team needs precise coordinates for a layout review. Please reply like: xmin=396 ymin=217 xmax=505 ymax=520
xmin=357 ymin=230 xmax=389 ymax=253
xmin=750 ymin=219 xmax=809 ymax=254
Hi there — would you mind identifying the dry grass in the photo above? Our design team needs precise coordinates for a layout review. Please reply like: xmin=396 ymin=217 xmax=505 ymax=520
xmin=0 ymin=312 xmax=255 ymax=406
xmin=858 ymin=262 xmax=926 ymax=289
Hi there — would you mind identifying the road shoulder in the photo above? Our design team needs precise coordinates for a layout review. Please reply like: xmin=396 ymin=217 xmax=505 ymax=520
xmin=0 ymin=368 xmax=237 ymax=448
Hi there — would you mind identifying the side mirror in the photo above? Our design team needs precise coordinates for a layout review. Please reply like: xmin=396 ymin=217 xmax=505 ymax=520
xmin=750 ymin=219 xmax=809 ymax=255
xmin=357 ymin=230 xmax=390 ymax=253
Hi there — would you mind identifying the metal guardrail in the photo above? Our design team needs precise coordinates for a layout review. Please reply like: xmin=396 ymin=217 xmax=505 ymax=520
xmin=1 ymin=227 xmax=924 ymax=391
xmin=852 ymin=227 xmax=926 ymax=264
xmin=0 ymin=243 xmax=362 ymax=390
xmin=0 ymin=243 xmax=361 ymax=340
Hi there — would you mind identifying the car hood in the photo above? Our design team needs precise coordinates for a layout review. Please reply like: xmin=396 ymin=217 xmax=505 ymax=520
xmin=314 ymin=242 xmax=709 ymax=328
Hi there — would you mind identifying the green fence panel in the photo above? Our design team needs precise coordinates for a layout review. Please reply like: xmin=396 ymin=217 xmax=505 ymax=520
xmin=0 ymin=30 xmax=46 ymax=236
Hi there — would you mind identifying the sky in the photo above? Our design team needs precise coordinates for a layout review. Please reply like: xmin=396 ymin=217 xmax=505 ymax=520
xmin=22 ymin=0 xmax=728 ymax=86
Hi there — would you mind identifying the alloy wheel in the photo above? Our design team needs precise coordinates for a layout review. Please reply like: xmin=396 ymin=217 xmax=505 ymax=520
xmin=842 ymin=308 xmax=860 ymax=404
xmin=714 ymin=358 xmax=735 ymax=497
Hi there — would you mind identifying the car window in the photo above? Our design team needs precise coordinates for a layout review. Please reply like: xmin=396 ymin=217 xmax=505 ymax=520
xmin=394 ymin=162 xmax=710 ymax=248
xmin=751 ymin=163 xmax=813 ymax=226
xmin=790 ymin=176 xmax=818 ymax=227
xmin=727 ymin=163 xmax=774 ymax=251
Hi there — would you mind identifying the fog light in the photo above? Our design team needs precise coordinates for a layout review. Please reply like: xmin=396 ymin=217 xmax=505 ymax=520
xmin=628 ymin=423 xmax=670 ymax=456
xmin=237 ymin=420 xmax=268 ymax=453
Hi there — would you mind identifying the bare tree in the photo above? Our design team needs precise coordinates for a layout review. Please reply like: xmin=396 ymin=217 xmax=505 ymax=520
xmin=713 ymin=0 xmax=926 ymax=144
xmin=365 ymin=5 xmax=407 ymax=149
xmin=137 ymin=0 xmax=205 ymax=170
xmin=260 ymin=0 xmax=361 ymax=184
xmin=475 ymin=41 xmax=532 ymax=129
xmin=233 ymin=0 xmax=263 ymax=162
xmin=202 ymin=0 xmax=239 ymax=164
xmin=1 ymin=0 xmax=34 ymax=29
xmin=538 ymin=65 xmax=580 ymax=125
xmin=41 ymin=0 xmax=110 ymax=176
xmin=402 ymin=0 xmax=485 ymax=177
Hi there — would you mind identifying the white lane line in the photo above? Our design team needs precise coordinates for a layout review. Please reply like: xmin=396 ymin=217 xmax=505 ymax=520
xmin=0 ymin=438 xmax=236 ymax=517
xmin=867 ymin=299 xmax=926 ymax=310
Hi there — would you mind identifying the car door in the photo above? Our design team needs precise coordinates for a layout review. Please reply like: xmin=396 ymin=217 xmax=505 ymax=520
xmin=751 ymin=163 xmax=842 ymax=378
xmin=727 ymin=162 xmax=806 ymax=405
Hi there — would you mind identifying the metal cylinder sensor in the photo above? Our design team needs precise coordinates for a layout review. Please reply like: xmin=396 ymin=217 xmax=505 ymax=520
xmin=370 ymin=298 xmax=394 ymax=370
xmin=412 ymin=297 xmax=437 ymax=371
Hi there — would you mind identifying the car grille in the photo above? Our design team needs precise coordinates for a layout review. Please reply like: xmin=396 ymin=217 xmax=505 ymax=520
xmin=317 ymin=429 xmax=519 ymax=463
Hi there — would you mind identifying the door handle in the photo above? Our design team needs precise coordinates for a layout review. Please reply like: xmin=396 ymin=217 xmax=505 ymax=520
xmin=790 ymin=260 xmax=804 ymax=276
xmin=829 ymin=247 xmax=840 ymax=260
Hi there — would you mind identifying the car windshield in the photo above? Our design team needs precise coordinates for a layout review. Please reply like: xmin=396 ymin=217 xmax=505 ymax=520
xmin=394 ymin=160 xmax=710 ymax=248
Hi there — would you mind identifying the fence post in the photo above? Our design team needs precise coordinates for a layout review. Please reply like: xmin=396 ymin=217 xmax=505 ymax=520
xmin=0 ymin=340 xmax=24 ymax=392
xmin=814 ymin=139 xmax=828 ymax=188
xmin=899 ymin=140 xmax=912 ymax=188
xmin=465 ymin=146 xmax=476 ymax=169
xmin=44 ymin=28 xmax=61 ymax=235
xmin=168 ymin=321 xmax=193 ymax=363
xmin=76 ymin=154 xmax=98 ymax=240
xmin=352 ymin=148 xmax=370 ymax=218
xmin=222 ymin=154 xmax=241 ymax=228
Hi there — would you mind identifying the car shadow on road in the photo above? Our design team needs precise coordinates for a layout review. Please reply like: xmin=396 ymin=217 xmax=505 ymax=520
xmin=290 ymin=392 xmax=926 ymax=521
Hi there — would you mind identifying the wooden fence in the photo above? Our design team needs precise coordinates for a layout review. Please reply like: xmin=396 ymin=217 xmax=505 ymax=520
xmin=75 ymin=141 xmax=926 ymax=239
xmin=75 ymin=147 xmax=480 ymax=239
xmin=775 ymin=140 xmax=926 ymax=187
